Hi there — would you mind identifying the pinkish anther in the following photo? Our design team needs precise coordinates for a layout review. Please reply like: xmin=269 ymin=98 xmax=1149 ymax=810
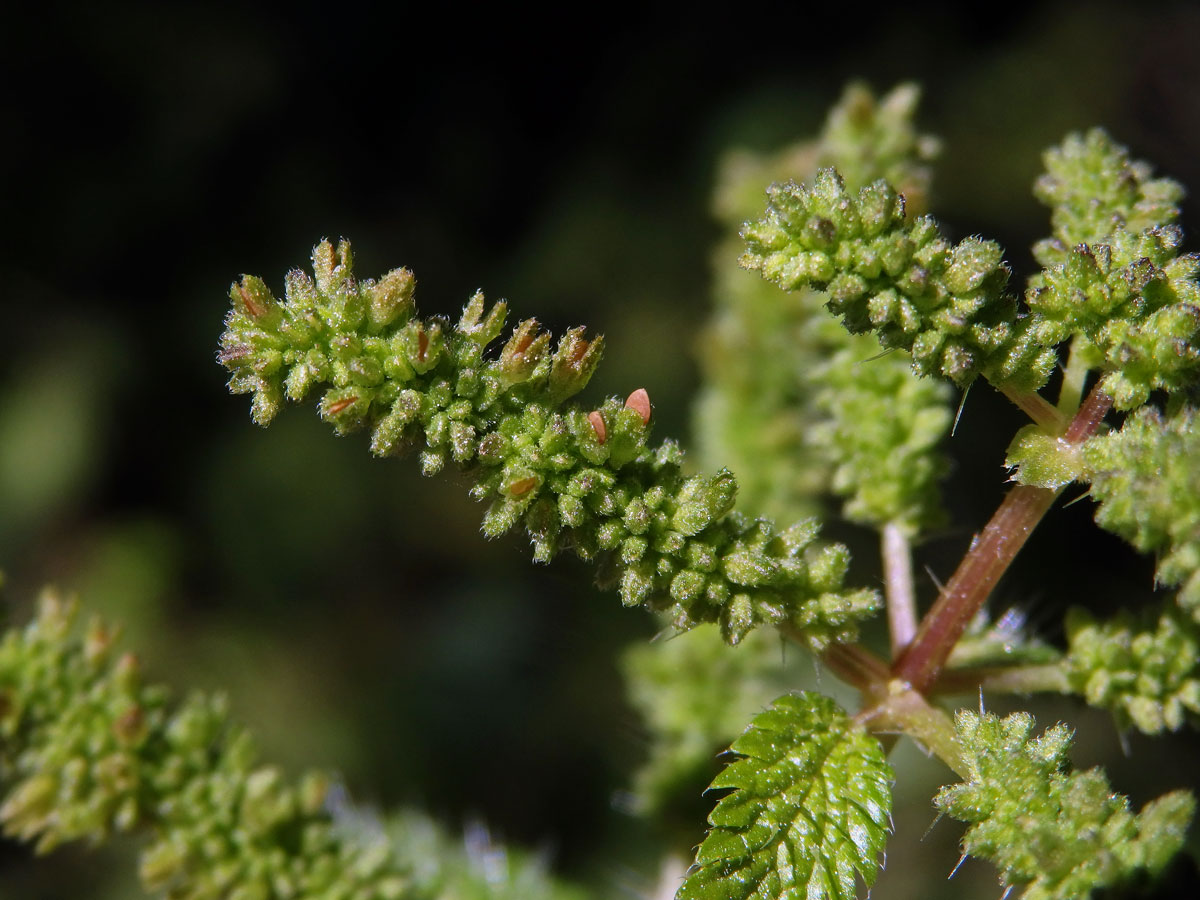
xmin=587 ymin=410 xmax=607 ymax=444
xmin=625 ymin=388 xmax=651 ymax=425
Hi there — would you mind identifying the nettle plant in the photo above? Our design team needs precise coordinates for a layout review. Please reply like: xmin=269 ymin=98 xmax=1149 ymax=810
xmin=2 ymin=84 xmax=1200 ymax=899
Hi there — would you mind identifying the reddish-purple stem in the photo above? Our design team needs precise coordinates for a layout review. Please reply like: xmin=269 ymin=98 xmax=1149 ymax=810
xmin=892 ymin=384 xmax=1113 ymax=694
xmin=822 ymin=641 xmax=891 ymax=692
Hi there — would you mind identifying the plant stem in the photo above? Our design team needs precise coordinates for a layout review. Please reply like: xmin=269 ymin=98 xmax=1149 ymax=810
xmin=892 ymin=383 xmax=1113 ymax=694
xmin=892 ymin=485 xmax=1057 ymax=692
xmin=1056 ymin=337 xmax=1090 ymax=417
xmin=821 ymin=640 xmax=891 ymax=691
xmin=999 ymin=384 xmax=1068 ymax=434
xmin=931 ymin=662 xmax=1071 ymax=696
xmin=855 ymin=683 xmax=969 ymax=778
xmin=787 ymin=627 xmax=967 ymax=775
xmin=777 ymin=623 xmax=889 ymax=693
xmin=882 ymin=522 xmax=917 ymax=659
xmin=1060 ymin=380 xmax=1114 ymax=443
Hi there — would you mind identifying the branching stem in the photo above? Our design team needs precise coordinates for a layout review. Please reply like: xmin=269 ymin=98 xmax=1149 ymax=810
xmin=856 ymin=685 xmax=969 ymax=778
xmin=777 ymin=624 xmax=888 ymax=692
xmin=782 ymin=625 xmax=973 ymax=774
xmin=892 ymin=383 xmax=1113 ymax=694
xmin=1061 ymin=380 xmax=1115 ymax=443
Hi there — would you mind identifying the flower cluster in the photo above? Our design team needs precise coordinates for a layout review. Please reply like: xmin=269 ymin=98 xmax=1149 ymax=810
xmin=1084 ymin=404 xmax=1200 ymax=613
xmin=936 ymin=710 xmax=1194 ymax=900
xmin=697 ymin=83 xmax=951 ymax=536
xmin=741 ymin=170 xmax=1055 ymax=391
xmin=219 ymin=241 xmax=877 ymax=646
xmin=1065 ymin=604 xmax=1200 ymax=734
xmin=1027 ymin=130 xmax=1200 ymax=409
xmin=0 ymin=592 xmax=424 ymax=899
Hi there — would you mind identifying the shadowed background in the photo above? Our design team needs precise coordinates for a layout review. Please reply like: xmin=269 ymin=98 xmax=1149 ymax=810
xmin=3 ymin=1 xmax=1200 ymax=896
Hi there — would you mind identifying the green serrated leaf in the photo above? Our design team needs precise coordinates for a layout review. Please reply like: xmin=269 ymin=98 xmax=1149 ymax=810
xmin=678 ymin=692 xmax=891 ymax=900
xmin=937 ymin=709 xmax=1195 ymax=900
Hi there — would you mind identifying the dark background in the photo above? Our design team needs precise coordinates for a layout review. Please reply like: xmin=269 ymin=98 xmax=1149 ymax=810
xmin=3 ymin=2 xmax=1200 ymax=897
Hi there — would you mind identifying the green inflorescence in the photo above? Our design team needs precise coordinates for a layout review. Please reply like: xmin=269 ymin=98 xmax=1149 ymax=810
xmin=814 ymin=82 xmax=940 ymax=209
xmin=198 ymin=92 xmax=1200 ymax=900
xmin=744 ymin=127 xmax=1200 ymax=414
xmin=936 ymin=710 xmax=1194 ymax=900
xmin=713 ymin=106 xmax=1200 ymax=900
xmin=0 ymin=591 xmax=581 ymax=900
xmin=807 ymin=322 xmax=951 ymax=535
xmin=677 ymin=692 xmax=892 ymax=900
xmin=1084 ymin=403 xmax=1200 ymax=613
xmin=697 ymin=83 xmax=951 ymax=537
xmin=741 ymin=170 xmax=1055 ymax=391
xmin=1032 ymin=127 xmax=1184 ymax=257
xmin=1027 ymin=133 xmax=1200 ymax=410
xmin=1065 ymin=604 xmax=1200 ymax=735
xmin=219 ymin=240 xmax=877 ymax=647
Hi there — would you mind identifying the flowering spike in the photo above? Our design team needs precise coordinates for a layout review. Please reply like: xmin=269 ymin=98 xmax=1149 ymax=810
xmin=697 ymin=83 xmax=952 ymax=532
xmin=1033 ymin=127 xmax=1184 ymax=259
xmin=742 ymin=169 xmax=1054 ymax=392
xmin=1065 ymin=604 xmax=1200 ymax=734
xmin=1084 ymin=404 xmax=1200 ymax=612
xmin=220 ymin=241 xmax=878 ymax=648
